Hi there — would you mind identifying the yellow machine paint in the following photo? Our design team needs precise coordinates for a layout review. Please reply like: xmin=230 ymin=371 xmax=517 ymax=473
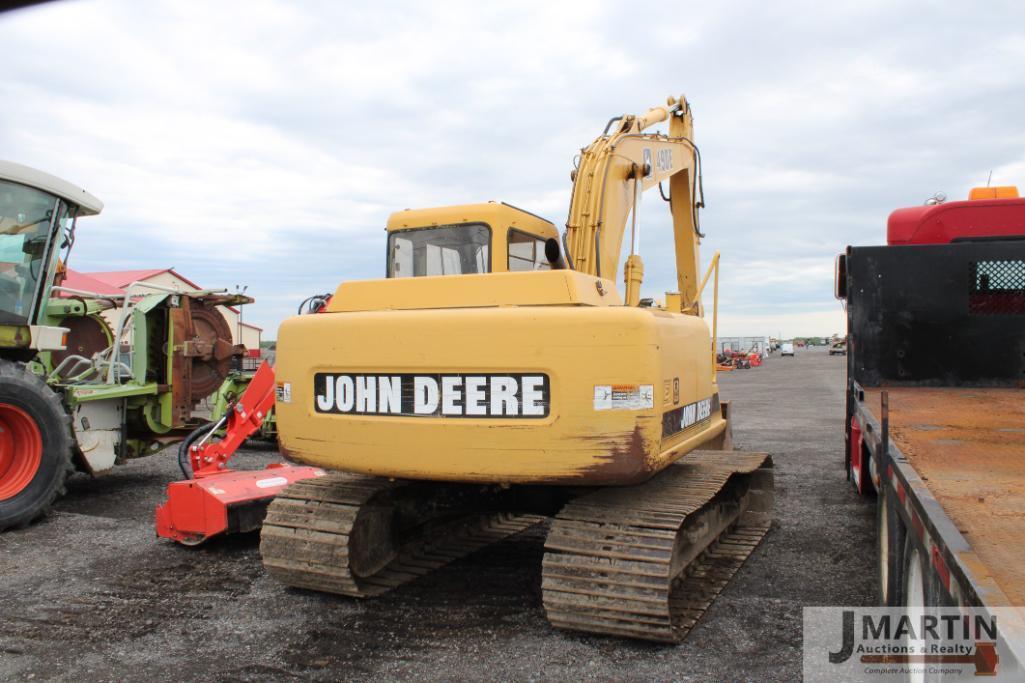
xmin=274 ymin=95 xmax=727 ymax=486
xmin=261 ymin=95 xmax=772 ymax=644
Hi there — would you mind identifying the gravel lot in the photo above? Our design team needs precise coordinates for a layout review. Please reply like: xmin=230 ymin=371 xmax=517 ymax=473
xmin=0 ymin=347 xmax=875 ymax=682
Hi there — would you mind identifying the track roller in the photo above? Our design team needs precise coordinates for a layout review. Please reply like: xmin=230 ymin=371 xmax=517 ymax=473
xmin=541 ymin=450 xmax=773 ymax=642
xmin=260 ymin=474 xmax=544 ymax=597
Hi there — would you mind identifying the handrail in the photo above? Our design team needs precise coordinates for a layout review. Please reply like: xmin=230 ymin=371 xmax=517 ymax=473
xmin=694 ymin=252 xmax=721 ymax=375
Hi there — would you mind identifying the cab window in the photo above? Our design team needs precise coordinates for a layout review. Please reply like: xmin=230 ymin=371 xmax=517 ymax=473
xmin=388 ymin=223 xmax=491 ymax=278
xmin=0 ymin=180 xmax=61 ymax=325
xmin=507 ymin=229 xmax=550 ymax=272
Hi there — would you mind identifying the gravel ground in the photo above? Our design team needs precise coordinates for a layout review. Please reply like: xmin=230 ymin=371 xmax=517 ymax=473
xmin=0 ymin=347 xmax=875 ymax=682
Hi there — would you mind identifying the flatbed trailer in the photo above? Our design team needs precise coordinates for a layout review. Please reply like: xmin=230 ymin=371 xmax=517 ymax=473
xmin=839 ymin=229 xmax=1025 ymax=670
xmin=851 ymin=387 xmax=1025 ymax=606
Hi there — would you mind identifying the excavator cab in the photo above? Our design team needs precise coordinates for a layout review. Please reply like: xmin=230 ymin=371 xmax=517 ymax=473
xmin=385 ymin=202 xmax=561 ymax=277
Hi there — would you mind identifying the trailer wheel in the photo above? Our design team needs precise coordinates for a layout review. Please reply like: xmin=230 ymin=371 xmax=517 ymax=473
xmin=902 ymin=535 xmax=934 ymax=683
xmin=904 ymin=547 xmax=927 ymax=683
xmin=877 ymin=484 xmax=905 ymax=606
xmin=0 ymin=360 xmax=73 ymax=530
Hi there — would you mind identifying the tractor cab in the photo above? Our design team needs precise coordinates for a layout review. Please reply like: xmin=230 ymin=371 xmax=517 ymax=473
xmin=385 ymin=202 xmax=561 ymax=278
xmin=0 ymin=161 xmax=102 ymax=353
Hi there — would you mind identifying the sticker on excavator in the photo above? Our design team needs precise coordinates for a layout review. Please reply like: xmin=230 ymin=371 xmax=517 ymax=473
xmin=662 ymin=395 xmax=715 ymax=438
xmin=593 ymin=384 xmax=654 ymax=411
xmin=313 ymin=373 xmax=550 ymax=418
xmin=276 ymin=382 xmax=292 ymax=403
xmin=656 ymin=148 xmax=672 ymax=173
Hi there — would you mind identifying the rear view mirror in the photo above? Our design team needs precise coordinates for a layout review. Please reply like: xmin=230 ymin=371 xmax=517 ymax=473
xmin=834 ymin=253 xmax=847 ymax=300
xmin=545 ymin=238 xmax=565 ymax=269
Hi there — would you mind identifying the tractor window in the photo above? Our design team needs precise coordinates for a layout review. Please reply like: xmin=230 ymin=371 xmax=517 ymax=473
xmin=388 ymin=223 xmax=491 ymax=278
xmin=0 ymin=180 xmax=60 ymax=325
xmin=507 ymin=229 xmax=551 ymax=272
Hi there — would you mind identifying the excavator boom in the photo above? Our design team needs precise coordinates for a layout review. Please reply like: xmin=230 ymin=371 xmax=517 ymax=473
xmin=565 ymin=96 xmax=703 ymax=310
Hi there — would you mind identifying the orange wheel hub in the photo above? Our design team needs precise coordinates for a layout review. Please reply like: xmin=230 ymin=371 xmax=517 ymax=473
xmin=0 ymin=404 xmax=43 ymax=500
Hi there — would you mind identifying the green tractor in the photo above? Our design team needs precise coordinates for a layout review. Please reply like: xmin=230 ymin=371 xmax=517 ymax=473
xmin=0 ymin=161 xmax=251 ymax=530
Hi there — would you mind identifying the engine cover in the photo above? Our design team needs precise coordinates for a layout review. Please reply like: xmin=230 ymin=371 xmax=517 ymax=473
xmin=274 ymin=272 xmax=726 ymax=486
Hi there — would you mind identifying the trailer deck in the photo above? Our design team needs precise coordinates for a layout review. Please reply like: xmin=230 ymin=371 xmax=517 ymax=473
xmin=864 ymin=387 xmax=1025 ymax=604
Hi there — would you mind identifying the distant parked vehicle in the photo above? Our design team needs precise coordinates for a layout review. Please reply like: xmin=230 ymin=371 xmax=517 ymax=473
xmin=780 ymin=342 xmax=795 ymax=357
xmin=829 ymin=340 xmax=847 ymax=356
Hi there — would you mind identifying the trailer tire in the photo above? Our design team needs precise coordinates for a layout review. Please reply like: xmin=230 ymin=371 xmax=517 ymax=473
xmin=862 ymin=448 xmax=877 ymax=496
xmin=877 ymin=484 xmax=904 ymax=606
xmin=0 ymin=360 xmax=73 ymax=531
xmin=902 ymin=535 xmax=935 ymax=683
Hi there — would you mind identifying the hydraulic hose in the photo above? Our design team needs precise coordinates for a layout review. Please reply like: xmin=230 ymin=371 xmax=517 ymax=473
xmin=177 ymin=421 xmax=219 ymax=480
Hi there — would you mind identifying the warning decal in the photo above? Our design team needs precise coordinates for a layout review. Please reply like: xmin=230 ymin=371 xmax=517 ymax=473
xmin=276 ymin=382 xmax=292 ymax=404
xmin=593 ymin=384 xmax=654 ymax=411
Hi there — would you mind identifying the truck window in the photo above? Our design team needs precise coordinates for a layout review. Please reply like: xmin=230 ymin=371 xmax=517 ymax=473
xmin=388 ymin=223 xmax=491 ymax=278
xmin=0 ymin=180 xmax=60 ymax=325
xmin=970 ymin=259 xmax=1025 ymax=315
xmin=507 ymin=229 xmax=551 ymax=272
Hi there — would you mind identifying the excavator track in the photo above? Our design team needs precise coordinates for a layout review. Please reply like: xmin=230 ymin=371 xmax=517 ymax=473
xmin=260 ymin=474 xmax=544 ymax=597
xmin=541 ymin=450 xmax=773 ymax=643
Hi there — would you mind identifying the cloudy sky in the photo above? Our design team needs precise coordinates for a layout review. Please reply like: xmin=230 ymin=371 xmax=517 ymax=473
xmin=3 ymin=1 xmax=1024 ymax=338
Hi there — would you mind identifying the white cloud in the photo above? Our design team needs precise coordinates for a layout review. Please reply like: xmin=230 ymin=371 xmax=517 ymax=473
xmin=2 ymin=0 xmax=1025 ymax=335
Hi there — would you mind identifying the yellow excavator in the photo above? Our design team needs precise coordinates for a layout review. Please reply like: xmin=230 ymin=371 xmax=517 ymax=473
xmin=259 ymin=95 xmax=773 ymax=643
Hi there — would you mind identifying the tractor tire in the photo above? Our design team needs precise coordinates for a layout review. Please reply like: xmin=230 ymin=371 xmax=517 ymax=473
xmin=0 ymin=359 xmax=74 ymax=530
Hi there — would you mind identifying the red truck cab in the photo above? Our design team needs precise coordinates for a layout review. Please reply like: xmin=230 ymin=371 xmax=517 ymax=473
xmin=887 ymin=185 xmax=1024 ymax=244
